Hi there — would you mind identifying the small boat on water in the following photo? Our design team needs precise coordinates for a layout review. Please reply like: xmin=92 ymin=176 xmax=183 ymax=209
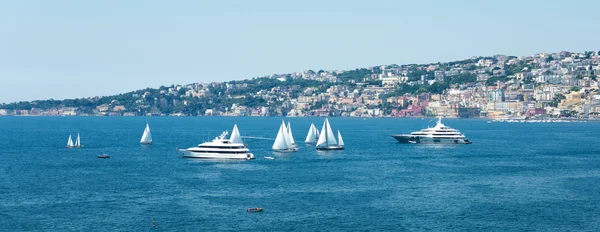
xmin=247 ymin=207 xmax=263 ymax=213
xmin=67 ymin=133 xmax=82 ymax=148
xmin=316 ymin=118 xmax=344 ymax=150
xmin=98 ymin=154 xmax=110 ymax=159
xmin=140 ymin=123 xmax=152 ymax=145
xmin=264 ymin=156 xmax=275 ymax=160
xmin=272 ymin=120 xmax=298 ymax=152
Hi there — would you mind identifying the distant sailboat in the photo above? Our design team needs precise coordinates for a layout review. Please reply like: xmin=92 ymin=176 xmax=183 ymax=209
xmin=229 ymin=124 xmax=244 ymax=145
xmin=316 ymin=118 xmax=344 ymax=150
xmin=305 ymin=123 xmax=318 ymax=144
xmin=140 ymin=123 xmax=152 ymax=145
xmin=272 ymin=120 xmax=298 ymax=152
xmin=74 ymin=132 xmax=82 ymax=148
xmin=66 ymin=134 xmax=75 ymax=148
xmin=287 ymin=122 xmax=296 ymax=147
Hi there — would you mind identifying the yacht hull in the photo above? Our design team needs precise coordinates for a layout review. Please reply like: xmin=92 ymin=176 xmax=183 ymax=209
xmin=316 ymin=146 xmax=344 ymax=150
xmin=179 ymin=149 xmax=255 ymax=160
xmin=391 ymin=135 xmax=472 ymax=144
xmin=273 ymin=148 xmax=298 ymax=153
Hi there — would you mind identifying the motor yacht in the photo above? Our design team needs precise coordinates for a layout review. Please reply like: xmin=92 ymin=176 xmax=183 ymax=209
xmin=179 ymin=131 xmax=254 ymax=160
xmin=391 ymin=117 xmax=472 ymax=144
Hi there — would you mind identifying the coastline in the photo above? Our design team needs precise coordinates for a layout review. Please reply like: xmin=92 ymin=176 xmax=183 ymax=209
xmin=0 ymin=114 xmax=597 ymax=121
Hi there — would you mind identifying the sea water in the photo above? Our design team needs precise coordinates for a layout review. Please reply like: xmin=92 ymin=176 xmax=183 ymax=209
xmin=1 ymin=117 xmax=600 ymax=231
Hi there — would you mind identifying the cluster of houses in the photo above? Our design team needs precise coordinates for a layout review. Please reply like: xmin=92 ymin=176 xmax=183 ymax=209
xmin=3 ymin=50 xmax=600 ymax=119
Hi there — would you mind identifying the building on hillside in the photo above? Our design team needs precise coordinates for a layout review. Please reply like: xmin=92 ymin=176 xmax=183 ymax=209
xmin=458 ymin=107 xmax=481 ymax=118
xmin=489 ymin=89 xmax=505 ymax=102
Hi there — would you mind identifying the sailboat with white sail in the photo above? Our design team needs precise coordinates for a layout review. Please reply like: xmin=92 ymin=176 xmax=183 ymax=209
xmin=272 ymin=120 xmax=298 ymax=152
xmin=229 ymin=124 xmax=244 ymax=145
xmin=316 ymin=118 xmax=344 ymax=150
xmin=304 ymin=123 xmax=318 ymax=144
xmin=75 ymin=132 xmax=82 ymax=148
xmin=140 ymin=123 xmax=153 ymax=145
xmin=66 ymin=134 xmax=75 ymax=148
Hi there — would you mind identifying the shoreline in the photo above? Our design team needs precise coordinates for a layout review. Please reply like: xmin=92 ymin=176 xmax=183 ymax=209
xmin=0 ymin=115 xmax=597 ymax=121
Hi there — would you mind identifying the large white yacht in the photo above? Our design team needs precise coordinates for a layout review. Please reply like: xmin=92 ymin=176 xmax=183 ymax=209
xmin=179 ymin=130 xmax=254 ymax=160
xmin=391 ymin=117 xmax=472 ymax=144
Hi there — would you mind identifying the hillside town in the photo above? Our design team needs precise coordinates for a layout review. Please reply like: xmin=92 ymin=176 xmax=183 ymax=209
xmin=2 ymin=50 xmax=600 ymax=119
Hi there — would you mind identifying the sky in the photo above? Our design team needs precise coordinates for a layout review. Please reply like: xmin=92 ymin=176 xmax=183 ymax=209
xmin=0 ymin=0 xmax=598 ymax=103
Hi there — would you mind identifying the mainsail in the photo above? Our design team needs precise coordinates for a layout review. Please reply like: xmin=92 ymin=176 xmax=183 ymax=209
xmin=75 ymin=133 xmax=81 ymax=147
xmin=66 ymin=134 xmax=74 ymax=148
xmin=305 ymin=123 xmax=317 ymax=143
xmin=230 ymin=124 xmax=243 ymax=144
xmin=337 ymin=130 xmax=344 ymax=147
xmin=140 ymin=123 xmax=152 ymax=144
xmin=287 ymin=122 xmax=296 ymax=146
xmin=325 ymin=119 xmax=337 ymax=146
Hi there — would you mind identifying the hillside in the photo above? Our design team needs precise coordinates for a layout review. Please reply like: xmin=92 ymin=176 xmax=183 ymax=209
xmin=1 ymin=50 xmax=599 ymax=118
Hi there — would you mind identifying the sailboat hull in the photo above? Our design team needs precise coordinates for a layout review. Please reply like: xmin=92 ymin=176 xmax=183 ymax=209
xmin=273 ymin=148 xmax=299 ymax=153
xmin=316 ymin=146 xmax=344 ymax=150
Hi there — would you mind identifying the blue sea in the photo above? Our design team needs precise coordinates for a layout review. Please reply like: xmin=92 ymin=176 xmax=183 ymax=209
xmin=1 ymin=117 xmax=600 ymax=231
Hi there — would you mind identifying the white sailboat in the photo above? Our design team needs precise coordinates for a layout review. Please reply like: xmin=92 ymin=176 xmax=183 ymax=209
xmin=287 ymin=122 xmax=296 ymax=147
xmin=316 ymin=118 xmax=344 ymax=150
xmin=272 ymin=120 xmax=298 ymax=152
xmin=304 ymin=123 xmax=318 ymax=144
xmin=75 ymin=132 xmax=82 ymax=148
xmin=229 ymin=124 xmax=244 ymax=145
xmin=66 ymin=134 xmax=75 ymax=148
xmin=140 ymin=123 xmax=152 ymax=145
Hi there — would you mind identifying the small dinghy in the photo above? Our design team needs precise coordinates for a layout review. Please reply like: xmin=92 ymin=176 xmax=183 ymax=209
xmin=247 ymin=207 xmax=263 ymax=213
xmin=98 ymin=154 xmax=110 ymax=159
xmin=264 ymin=156 xmax=275 ymax=160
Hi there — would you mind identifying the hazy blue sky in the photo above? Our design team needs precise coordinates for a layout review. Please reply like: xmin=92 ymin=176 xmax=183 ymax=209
xmin=1 ymin=0 xmax=598 ymax=103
